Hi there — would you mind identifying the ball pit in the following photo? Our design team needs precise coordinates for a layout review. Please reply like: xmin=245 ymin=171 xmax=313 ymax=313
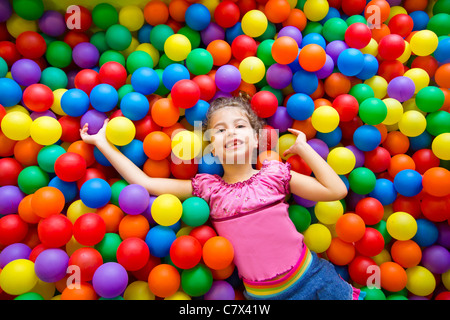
xmin=0 ymin=0 xmax=449 ymax=302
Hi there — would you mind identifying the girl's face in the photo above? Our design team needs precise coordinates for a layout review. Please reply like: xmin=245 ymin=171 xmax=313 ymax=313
xmin=208 ymin=107 xmax=259 ymax=165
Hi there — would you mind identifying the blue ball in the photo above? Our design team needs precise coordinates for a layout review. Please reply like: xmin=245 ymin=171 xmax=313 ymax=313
xmin=291 ymin=68 xmax=318 ymax=95
xmin=409 ymin=130 xmax=432 ymax=150
xmin=90 ymin=84 xmax=119 ymax=112
xmin=434 ymin=37 xmax=450 ymax=64
xmin=337 ymin=48 xmax=364 ymax=76
xmin=413 ymin=219 xmax=439 ymax=247
xmin=137 ymin=24 xmax=153 ymax=44
xmin=393 ymin=169 xmax=423 ymax=197
xmin=48 ymin=176 xmax=78 ymax=203
xmin=130 ymin=67 xmax=160 ymax=95
xmin=316 ymin=126 xmax=342 ymax=148
xmin=185 ymin=100 xmax=209 ymax=126
xmin=369 ymin=178 xmax=397 ymax=206
xmin=185 ymin=4 xmax=211 ymax=31
xmin=80 ymin=178 xmax=111 ymax=208
xmin=145 ymin=226 xmax=176 ymax=258
xmin=301 ymin=33 xmax=326 ymax=49
xmin=353 ymin=125 xmax=381 ymax=152
xmin=0 ymin=78 xmax=22 ymax=107
xmin=61 ymin=88 xmax=90 ymax=117
xmin=162 ymin=63 xmax=190 ymax=90
xmin=120 ymin=91 xmax=149 ymax=121
xmin=121 ymin=139 xmax=147 ymax=167
xmin=410 ymin=11 xmax=430 ymax=31
xmin=356 ymin=54 xmax=379 ymax=80
xmin=286 ymin=93 xmax=315 ymax=121
xmin=198 ymin=153 xmax=224 ymax=176
xmin=94 ymin=146 xmax=112 ymax=167
xmin=225 ymin=22 xmax=243 ymax=44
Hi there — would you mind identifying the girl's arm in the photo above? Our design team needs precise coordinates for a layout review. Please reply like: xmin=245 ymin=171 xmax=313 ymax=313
xmin=283 ymin=128 xmax=348 ymax=202
xmin=80 ymin=119 xmax=193 ymax=201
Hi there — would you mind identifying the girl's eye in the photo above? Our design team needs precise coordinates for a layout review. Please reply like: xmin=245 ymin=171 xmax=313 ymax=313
xmin=237 ymin=125 xmax=245 ymax=128
xmin=217 ymin=128 xmax=226 ymax=133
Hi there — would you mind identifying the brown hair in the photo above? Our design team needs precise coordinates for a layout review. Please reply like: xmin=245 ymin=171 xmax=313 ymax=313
xmin=202 ymin=92 xmax=266 ymax=139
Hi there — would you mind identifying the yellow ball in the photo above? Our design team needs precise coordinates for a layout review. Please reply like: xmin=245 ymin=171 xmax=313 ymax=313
xmin=277 ymin=133 xmax=297 ymax=160
xmin=406 ymin=266 xmax=436 ymax=297
xmin=404 ymin=68 xmax=430 ymax=93
xmin=432 ymin=133 xmax=450 ymax=160
xmin=51 ymin=89 xmax=68 ymax=116
xmin=106 ymin=116 xmax=136 ymax=146
xmin=151 ymin=194 xmax=183 ymax=226
xmin=119 ymin=5 xmax=145 ymax=32
xmin=442 ymin=269 xmax=450 ymax=291
xmin=1 ymin=111 xmax=33 ymax=140
xmin=303 ymin=223 xmax=332 ymax=253
xmin=165 ymin=291 xmax=192 ymax=300
xmin=382 ymin=98 xmax=403 ymax=125
xmin=386 ymin=211 xmax=417 ymax=241
xmin=136 ymin=43 xmax=160 ymax=66
xmin=410 ymin=30 xmax=439 ymax=57
xmin=314 ymin=200 xmax=344 ymax=225
xmin=239 ymin=57 xmax=265 ymax=84
xmin=364 ymin=76 xmax=388 ymax=99
xmin=124 ymin=281 xmax=156 ymax=300
xmin=30 ymin=116 xmax=62 ymax=145
xmin=171 ymin=130 xmax=202 ymax=161
xmin=397 ymin=41 xmax=411 ymax=64
xmin=303 ymin=0 xmax=329 ymax=22
xmin=0 ymin=259 xmax=38 ymax=295
xmin=241 ymin=10 xmax=268 ymax=38
xmin=6 ymin=14 xmax=38 ymax=38
xmin=360 ymin=38 xmax=378 ymax=56
xmin=67 ymin=199 xmax=96 ymax=224
xmin=311 ymin=105 xmax=340 ymax=133
xmin=327 ymin=147 xmax=356 ymax=175
xmin=164 ymin=34 xmax=192 ymax=62
xmin=398 ymin=110 xmax=426 ymax=137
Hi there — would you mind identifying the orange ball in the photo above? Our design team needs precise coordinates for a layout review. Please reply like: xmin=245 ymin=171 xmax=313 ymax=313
xmin=422 ymin=167 xmax=450 ymax=197
xmin=365 ymin=0 xmax=391 ymax=23
xmin=18 ymin=194 xmax=41 ymax=224
xmin=324 ymin=73 xmax=351 ymax=98
xmin=282 ymin=8 xmax=307 ymax=31
xmin=14 ymin=137 xmax=43 ymax=167
xmin=143 ymin=158 xmax=171 ymax=178
xmin=371 ymin=24 xmax=390 ymax=43
xmin=292 ymin=118 xmax=317 ymax=140
xmin=67 ymin=140 xmax=95 ymax=167
xmin=118 ymin=214 xmax=150 ymax=240
xmin=0 ymin=132 xmax=16 ymax=157
xmin=143 ymin=131 xmax=172 ymax=161
xmin=151 ymin=98 xmax=180 ymax=128
xmin=256 ymin=150 xmax=282 ymax=169
xmin=264 ymin=0 xmax=291 ymax=23
xmin=335 ymin=213 xmax=366 ymax=243
xmin=435 ymin=64 xmax=450 ymax=89
xmin=379 ymin=261 xmax=408 ymax=292
xmin=31 ymin=186 xmax=65 ymax=218
xmin=299 ymin=44 xmax=326 ymax=72
xmin=211 ymin=263 xmax=236 ymax=280
xmin=60 ymin=282 xmax=98 ymax=300
xmin=382 ymin=131 xmax=410 ymax=155
xmin=326 ymin=238 xmax=356 ymax=266
xmin=203 ymin=236 xmax=235 ymax=270
xmin=144 ymin=0 xmax=169 ymax=26
xmin=390 ymin=240 xmax=422 ymax=268
xmin=207 ymin=40 xmax=232 ymax=66
xmin=168 ymin=0 xmax=189 ymax=22
xmin=148 ymin=264 xmax=180 ymax=298
xmin=403 ymin=0 xmax=428 ymax=13
xmin=388 ymin=154 xmax=415 ymax=178
xmin=272 ymin=36 xmax=299 ymax=65
xmin=96 ymin=204 xmax=124 ymax=233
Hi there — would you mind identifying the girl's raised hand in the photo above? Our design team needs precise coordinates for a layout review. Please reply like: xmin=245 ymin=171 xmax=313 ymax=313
xmin=80 ymin=118 xmax=109 ymax=146
xmin=282 ymin=128 xmax=308 ymax=158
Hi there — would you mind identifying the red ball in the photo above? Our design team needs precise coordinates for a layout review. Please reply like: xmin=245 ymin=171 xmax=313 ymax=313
xmin=341 ymin=0 xmax=367 ymax=16
xmin=134 ymin=115 xmax=161 ymax=141
xmin=99 ymin=61 xmax=127 ymax=90
xmin=22 ymin=84 xmax=54 ymax=112
xmin=54 ymin=152 xmax=87 ymax=182
xmin=388 ymin=14 xmax=414 ymax=38
xmin=68 ymin=247 xmax=103 ymax=282
xmin=0 ymin=41 xmax=21 ymax=66
xmin=332 ymin=94 xmax=359 ymax=122
xmin=392 ymin=195 xmax=421 ymax=219
xmin=170 ymin=79 xmax=201 ymax=109
xmin=355 ymin=197 xmax=384 ymax=225
xmin=348 ymin=255 xmax=377 ymax=286
xmin=420 ymin=194 xmax=450 ymax=222
xmin=170 ymin=159 xmax=198 ymax=179
xmin=435 ymin=291 xmax=450 ymax=300
xmin=15 ymin=31 xmax=47 ymax=59
xmin=192 ymin=75 xmax=217 ymax=102
xmin=73 ymin=213 xmax=106 ymax=246
xmin=287 ymin=154 xmax=312 ymax=176
xmin=251 ymin=90 xmax=278 ymax=118
xmin=38 ymin=214 xmax=73 ymax=248
xmin=378 ymin=60 xmax=405 ymax=82
xmin=0 ymin=103 xmax=5 ymax=123
xmin=189 ymin=225 xmax=217 ymax=246
xmin=345 ymin=22 xmax=372 ymax=49
xmin=74 ymin=69 xmax=100 ymax=94
xmin=231 ymin=35 xmax=257 ymax=61
xmin=0 ymin=214 xmax=28 ymax=246
xmin=0 ymin=158 xmax=23 ymax=186
xmin=412 ymin=149 xmax=441 ymax=175
xmin=378 ymin=34 xmax=406 ymax=61
xmin=116 ymin=237 xmax=150 ymax=271
xmin=214 ymin=0 xmax=241 ymax=28
xmin=364 ymin=147 xmax=391 ymax=173
xmin=170 ymin=235 xmax=203 ymax=269
xmin=355 ymin=227 xmax=385 ymax=257
xmin=59 ymin=115 xmax=82 ymax=142
xmin=65 ymin=5 xmax=92 ymax=33
xmin=258 ymin=124 xmax=279 ymax=152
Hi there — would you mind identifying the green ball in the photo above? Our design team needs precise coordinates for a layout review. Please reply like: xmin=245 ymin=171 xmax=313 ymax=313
xmin=387 ymin=294 xmax=408 ymax=300
xmin=358 ymin=97 xmax=387 ymax=125
xmin=427 ymin=13 xmax=450 ymax=37
xmin=374 ymin=220 xmax=392 ymax=245
xmin=118 ymin=84 xmax=135 ymax=101
xmin=154 ymin=69 xmax=170 ymax=96
xmin=37 ymin=145 xmax=66 ymax=173
xmin=323 ymin=18 xmax=348 ymax=42
xmin=348 ymin=167 xmax=376 ymax=195
xmin=288 ymin=204 xmax=311 ymax=233
xmin=303 ymin=21 xmax=323 ymax=35
xmin=17 ymin=166 xmax=50 ymax=194
xmin=45 ymin=41 xmax=72 ymax=69
xmin=0 ymin=57 xmax=7 ymax=78
xmin=99 ymin=50 xmax=126 ymax=67
xmin=90 ymin=31 xmax=110 ymax=54
xmin=150 ymin=24 xmax=174 ymax=51
xmin=40 ymin=67 xmax=68 ymax=90
xmin=181 ymin=264 xmax=213 ymax=297
xmin=416 ymin=86 xmax=445 ymax=113
xmin=92 ymin=3 xmax=118 ymax=30
xmin=157 ymin=54 xmax=176 ymax=70
xmin=360 ymin=286 xmax=386 ymax=300
xmin=13 ymin=0 xmax=44 ymax=20
xmin=181 ymin=197 xmax=210 ymax=227
xmin=126 ymin=50 xmax=154 ymax=74
xmin=426 ymin=110 xmax=450 ymax=136
xmin=257 ymin=39 xmax=276 ymax=66
xmin=177 ymin=26 xmax=201 ymax=49
xmin=255 ymin=21 xmax=277 ymax=42
xmin=346 ymin=15 xmax=367 ymax=26
xmin=95 ymin=233 xmax=122 ymax=263
xmin=106 ymin=24 xmax=132 ymax=51
xmin=110 ymin=180 xmax=129 ymax=207
xmin=349 ymin=83 xmax=375 ymax=104
xmin=186 ymin=48 xmax=213 ymax=75
xmin=433 ymin=0 xmax=450 ymax=15
xmin=14 ymin=292 xmax=44 ymax=300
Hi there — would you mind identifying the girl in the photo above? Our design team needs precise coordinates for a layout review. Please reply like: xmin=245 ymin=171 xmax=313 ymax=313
xmin=80 ymin=93 xmax=365 ymax=300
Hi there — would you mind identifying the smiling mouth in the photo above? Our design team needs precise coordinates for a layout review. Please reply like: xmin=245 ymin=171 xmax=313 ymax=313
xmin=225 ymin=139 xmax=244 ymax=149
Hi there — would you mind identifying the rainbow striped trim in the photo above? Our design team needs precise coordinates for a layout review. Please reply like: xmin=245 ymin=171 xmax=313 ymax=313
xmin=243 ymin=246 xmax=313 ymax=299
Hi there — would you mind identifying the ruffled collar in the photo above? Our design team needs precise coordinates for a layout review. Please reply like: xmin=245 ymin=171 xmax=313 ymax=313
xmin=213 ymin=160 xmax=271 ymax=188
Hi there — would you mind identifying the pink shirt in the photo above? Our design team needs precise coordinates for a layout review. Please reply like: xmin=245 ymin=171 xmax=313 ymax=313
xmin=191 ymin=160 xmax=305 ymax=281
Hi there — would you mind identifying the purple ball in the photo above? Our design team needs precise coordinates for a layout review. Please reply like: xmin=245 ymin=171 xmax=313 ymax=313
xmin=387 ymin=76 xmax=416 ymax=102
xmin=0 ymin=0 xmax=12 ymax=22
xmin=201 ymin=22 xmax=225 ymax=46
xmin=326 ymin=40 xmax=349 ymax=64
xmin=141 ymin=195 xmax=157 ymax=224
xmin=307 ymin=138 xmax=329 ymax=159
xmin=34 ymin=248 xmax=70 ymax=283
xmin=38 ymin=10 xmax=67 ymax=37
xmin=204 ymin=281 xmax=235 ymax=300
xmin=31 ymin=110 xmax=57 ymax=121
xmin=345 ymin=191 xmax=366 ymax=212
xmin=437 ymin=223 xmax=450 ymax=249
xmin=73 ymin=42 xmax=100 ymax=69
xmin=315 ymin=54 xmax=334 ymax=79
xmin=346 ymin=145 xmax=365 ymax=168
xmin=215 ymin=65 xmax=241 ymax=93
xmin=0 ymin=186 xmax=25 ymax=215
xmin=11 ymin=59 xmax=42 ymax=87
xmin=80 ymin=109 xmax=107 ymax=135
xmin=386 ymin=0 xmax=402 ymax=5
xmin=278 ymin=26 xmax=303 ymax=46
xmin=92 ymin=262 xmax=128 ymax=298
xmin=266 ymin=106 xmax=293 ymax=133
xmin=212 ymin=91 xmax=233 ymax=101
xmin=293 ymin=194 xmax=316 ymax=208
xmin=266 ymin=63 xmax=293 ymax=89
xmin=421 ymin=245 xmax=450 ymax=274
xmin=118 ymin=184 xmax=150 ymax=215
xmin=0 ymin=243 xmax=31 ymax=268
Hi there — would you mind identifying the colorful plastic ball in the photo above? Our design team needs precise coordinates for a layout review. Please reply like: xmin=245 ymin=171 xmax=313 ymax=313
xmin=116 ymin=237 xmax=150 ymax=271
xmin=345 ymin=22 xmax=371 ymax=49
xmin=181 ymin=197 xmax=210 ymax=227
xmin=355 ymin=227 xmax=385 ymax=257
xmin=23 ymin=84 xmax=54 ymax=113
xmin=185 ymin=100 xmax=210 ymax=127
xmin=311 ymin=106 xmax=340 ymax=133
xmin=204 ymin=280 xmax=235 ymax=300
xmin=421 ymin=245 xmax=450 ymax=274
xmin=348 ymin=167 xmax=376 ymax=195
xmin=119 ymin=92 xmax=149 ymax=121
xmin=266 ymin=63 xmax=293 ymax=89
xmin=250 ymin=91 xmax=278 ymax=119
xmin=181 ymin=264 xmax=213 ymax=297
xmin=239 ymin=56 xmax=265 ymax=84
xmin=0 ymin=158 xmax=23 ymax=186
xmin=398 ymin=110 xmax=427 ymax=138
xmin=387 ymin=211 xmax=417 ymax=241
xmin=129 ymin=67 xmax=159 ymax=96
xmin=151 ymin=194 xmax=183 ymax=227
xmin=15 ymin=31 xmax=46 ymax=59
xmin=286 ymin=93 xmax=314 ymax=121
xmin=292 ymin=68 xmax=319 ymax=95
xmin=271 ymin=36 xmax=299 ymax=65
xmin=410 ymin=30 xmax=439 ymax=57
xmin=118 ymin=184 xmax=150 ymax=216
xmin=73 ymin=212 xmax=106 ymax=247
xmin=143 ymin=131 xmax=171 ymax=161
xmin=1 ymin=111 xmax=32 ymax=141
xmin=0 ymin=211 xmax=28 ymax=246
xmin=11 ymin=58 xmax=41 ymax=87
xmin=355 ymin=197 xmax=384 ymax=226
xmin=379 ymin=261 xmax=408 ymax=293
xmin=298 ymin=44 xmax=326 ymax=72
xmin=386 ymin=76 xmax=415 ymax=103
xmin=54 ymin=152 xmax=87 ymax=182
xmin=105 ymin=117 xmax=136 ymax=146
xmin=353 ymin=125 xmax=381 ymax=152
xmin=17 ymin=165 xmax=49 ymax=195
xmin=202 ymin=236 xmax=234 ymax=270
xmin=303 ymin=0 xmax=329 ymax=21
xmin=186 ymin=48 xmax=213 ymax=76
xmin=327 ymin=147 xmax=355 ymax=175
xmin=34 ymin=248 xmax=69 ymax=283
xmin=170 ymin=235 xmax=202 ymax=270
xmin=422 ymin=167 xmax=450 ymax=198
xmin=303 ymin=223 xmax=332 ymax=253
xmin=184 ymin=3 xmax=210 ymax=31
xmin=171 ymin=130 xmax=202 ymax=161
xmin=31 ymin=186 xmax=65 ymax=219
xmin=68 ymin=247 xmax=103 ymax=282
xmin=415 ymin=86 xmax=445 ymax=113
xmin=162 ymin=63 xmax=190 ymax=90
xmin=0 ymin=259 xmax=37 ymax=296
xmin=80 ymin=178 xmax=111 ymax=209
xmin=148 ymin=264 xmax=180 ymax=298
xmin=337 ymin=48 xmax=364 ymax=76
xmin=266 ymin=106 xmax=294 ymax=133
xmin=171 ymin=79 xmax=201 ymax=110
xmin=335 ymin=213 xmax=366 ymax=243
xmin=314 ymin=200 xmax=344 ymax=225
xmin=390 ymin=240 xmax=422 ymax=269
xmin=241 ymin=10 xmax=268 ymax=38
xmin=61 ymin=88 xmax=90 ymax=117
xmin=0 ymin=78 xmax=22 ymax=107
xmin=404 ymin=68 xmax=430 ymax=94
xmin=406 ymin=266 xmax=436 ymax=297
xmin=145 ymin=226 xmax=176 ymax=258
xmin=99 ymin=61 xmax=127 ymax=90
xmin=393 ymin=169 xmax=423 ymax=197
xmin=348 ymin=255 xmax=377 ymax=286
xmin=38 ymin=214 xmax=73 ymax=248
xmin=72 ymin=42 xmax=99 ymax=69
xmin=331 ymin=94 xmax=358 ymax=122
xmin=432 ymin=133 xmax=450 ymax=161
xmin=214 ymin=0 xmax=239 ymax=28
xmin=0 ymin=244 xmax=30 ymax=268
xmin=378 ymin=34 xmax=405 ymax=61
xmin=164 ymin=34 xmax=191 ymax=62
xmin=92 ymin=262 xmax=128 ymax=299
xmin=105 ymin=24 xmax=132 ymax=51
xmin=215 ymin=64 xmax=241 ymax=93
xmin=29 ymin=116 xmax=62 ymax=146
xmin=119 ymin=5 xmax=144 ymax=32
xmin=45 ymin=41 xmax=72 ymax=69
